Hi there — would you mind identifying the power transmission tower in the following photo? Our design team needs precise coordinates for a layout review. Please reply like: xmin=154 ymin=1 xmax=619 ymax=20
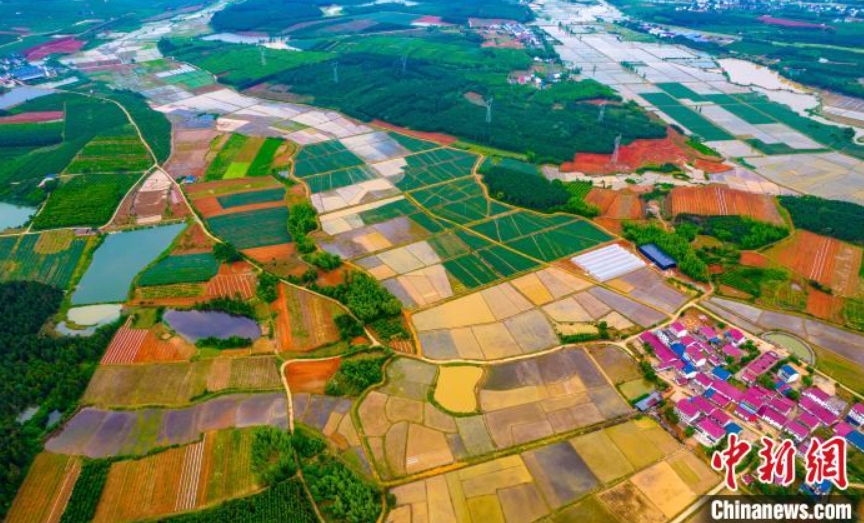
xmin=333 ymin=61 xmax=339 ymax=84
xmin=485 ymin=97 xmax=494 ymax=124
xmin=597 ymin=102 xmax=606 ymax=123
xmin=401 ymin=53 xmax=408 ymax=73
xmin=611 ymin=134 xmax=622 ymax=166
xmin=259 ymin=46 xmax=266 ymax=67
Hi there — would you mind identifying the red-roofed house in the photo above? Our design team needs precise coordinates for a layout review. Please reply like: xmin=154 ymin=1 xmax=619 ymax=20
xmin=802 ymin=387 xmax=831 ymax=407
xmin=684 ymin=345 xmax=707 ymax=367
xmin=741 ymin=351 xmax=780 ymax=385
xmin=700 ymin=326 xmax=719 ymax=341
xmin=834 ymin=422 xmax=855 ymax=438
xmin=796 ymin=411 xmax=821 ymax=432
xmin=709 ymin=408 xmax=731 ymax=427
xmin=692 ymin=395 xmax=714 ymax=415
xmin=669 ymin=322 xmax=688 ymax=338
xmin=760 ymin=407 xmax=788 ymax=430
xmin=769 ymin=396 xmax=795 ymax=416
xmin=676 ymin=398 xmax=701 ymax=425
xmin=691 ymin=373 xmax=712 ymax=393
xmin=722 ymin=344 xmax=744 ymax=361
xmin=712 ymin=379 xmax=744 ymax=403
xmin=799 ymin=396 xmax=839 ymax=426
xmin=848 ymin=404 xmax=864 ymax=426
xmin=726 ymin=329 xmax=745 ymax=346
xmin=696 ymin=418 xmax=726 ymax=445
xmin=680 ymin=335 xmax=698 ymax=347
xmin=784 ymin=421 xmax=810 ymax=443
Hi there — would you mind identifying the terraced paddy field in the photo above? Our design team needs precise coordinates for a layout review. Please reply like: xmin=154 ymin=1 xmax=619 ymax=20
xmin=91 ymin=428 xmax=259 ymax=522
xmin=5 ymin=452 xmax=81 ymax=523
xmin=0 ymin=232 xmax=91 ymax=289
xmin=83 ymin=356 xmax=282 ymax=407
xmin=387 ymin=418 xmax=714 ymax=522
xmin=412 ymin=267 xmax=668 ymax=360
xmin=358 ymin=350 xmax=633 ymax=479
xmin=45 ymin=393 xmax=287 ymax=458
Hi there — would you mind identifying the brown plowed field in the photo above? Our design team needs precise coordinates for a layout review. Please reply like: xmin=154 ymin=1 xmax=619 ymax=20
xmin=205 ymin=262 xmax=257 ymax=299
xmin=186 ymin=177 xmax=280 ymax=198
xmin=165 ymin=128 xmax=219 ymax=179
xmin=806 ymin=290 xmax=844 ymax=321
xmin=739 ymin=251 xmax=770 ymax=268
xmin=669 ymin=185 xmax=784 ymax=225
xmin=101 ymin=326 xmax=148 ymax=365
xmin=6 ymin=453 xmax=80 ymax=523
xmin=585 ymin=188 xmax=643 ymax=220
xmin=274 ymin=284 xmax=341 ymax=352
xmin=242 ymin=243 xmax=296 ymax=265
xmin=191 ymin=196 xmax=223 ymax=217
xmin=769 ymin=231 xmax=839 ymax=288
xmin=285 ymin=358 xmax=341 ymax=394
xmin=172 ymin=223 xmax=213 ymax=254
xmin=831 ymin=243 xmax=863 ymax=297
xmin=134 ymin=329 xmax=196 ymax=363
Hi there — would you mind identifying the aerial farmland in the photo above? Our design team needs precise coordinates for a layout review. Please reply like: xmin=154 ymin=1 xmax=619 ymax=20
xmin=2 ymin=0 xmax=864 ymax=520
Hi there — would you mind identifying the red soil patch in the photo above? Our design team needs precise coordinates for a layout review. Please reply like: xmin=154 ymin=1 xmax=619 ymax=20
xmin=561 ymin=129 xmax=729 ymax=175
xmin=669 ymin=185 xmax=785 ymax=225
xmin=740 ymin=251 xmax=770 ymax=268
xmin=273 ymin=284 xmax=340 ymax=353
xmin=173 ymin=223 xmax=213 ymax=254
xmin=134 ymin=329 xmax=196 ymax=363
xmin=101 ymin=326 xmax=148 ymax=365
xmin=165 ymin=128 xmax=218 ymax=180
xmin=205 ymin=262 xmax=257 ymax=300
xmin=192 ymin=196 xmax=223 ymax=218
xmin=693 ymin=158 xmax=733 ymax=174
xmin=585 ymin=188 xmax=643 ymax=220
xmin=371 ymin=120 xmax=457 ymax=145
xmin=806 ymin=290 xmax=842 ymax=321
xmin=413 ymin=15 xmax=451 ymax=26
xmin=771 ymin=231 xmax=840 ymax=287
xmin=316 ymin=265 xmax=348 ymax=287
xmin=208 ymin=200 xmax=285 ymax=217
xmin=285 ymin=358 xmax=341 ymax=394
xmin=758 ymin=15 xmax=831 ymax=29
xmin=25 ymin=37 xmax=84 ymax=60
xmin=243 ymin=243 xmax=296 ymax=265
xmin=0 ymin=111 xmax=63 ymax=124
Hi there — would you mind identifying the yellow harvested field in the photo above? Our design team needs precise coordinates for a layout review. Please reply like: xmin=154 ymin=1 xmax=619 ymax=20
xmin=412 ymin=292 xmax=495 ymax=331
xmin=511 ymin=272 xmax=555 ymax=305
xmin=606 ymin=418 xmax=679 ymax=470
xmin=668 ymin=451 xmax=719 ymax=496
xmin=618 ymin=379 xmax=654 ymax=401
xmin=6 ymin=452 xmax=80 ymax=523
xmin=405 ymin=423 xmax=454 ymax=474
xmin=630 ymin=461 xmax=697 ymax=518
xmin=479 ymin=385 xmax=546 ymax=411
xmin=570 ymin=430 xmax=634 ymax=483
xmin=434 ymin=365 xmax=483 ymax=413
xmin=599 ymin=481 xmax=666 ymax=523
xmin=480 ymin=284 xmax=533 ymax=320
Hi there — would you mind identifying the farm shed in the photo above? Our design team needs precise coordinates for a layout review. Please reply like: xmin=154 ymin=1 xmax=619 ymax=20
xmin=571 ymin=244 xmax=646 ymax=281
xmin=638 ymin=243 xmax=676 ymax=270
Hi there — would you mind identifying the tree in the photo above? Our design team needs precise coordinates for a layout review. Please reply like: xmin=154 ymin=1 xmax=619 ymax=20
xmin=213 ymin=242 xmax=242 ymax=263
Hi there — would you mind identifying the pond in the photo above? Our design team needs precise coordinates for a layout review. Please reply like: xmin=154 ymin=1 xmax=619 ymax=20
xmin=163 ymin=309 xmax=261 ymax=343
xmin=71 ymin=224 xmax=184 ymax=305
xmin=0 ymin=202 xmax=36 ymax=231
xmin=763 ymin=331 xmax=814 ymax=364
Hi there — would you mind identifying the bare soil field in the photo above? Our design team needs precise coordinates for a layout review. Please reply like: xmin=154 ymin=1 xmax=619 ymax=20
xmin=285 ymin=357 xmax=341 ymax=394
xmin=767 ymin=231 xmax=840 ymax=289
xmin=6 ymin=452 xmax=80 ymax=523
xmin=274 ymin=284 xmax=341 ymax=353
xmin=669 ymin=185 xmax=784 ymax=225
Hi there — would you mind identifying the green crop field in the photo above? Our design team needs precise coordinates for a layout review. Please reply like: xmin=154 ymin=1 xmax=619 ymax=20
xmin=163 ymin=70 xmax=215 ymax=90
xmin=162 ymin=479 xmax=317 ymax=523
xmin=137 ymin=252 xmax=220 ymax=286
xmin=217 ymin=187 xmax=286 ymax=209
xmin=388 ymin=132 xmax=439 ymax=153
xmin=293 ymin=141 xmax=365 ymax=178
xmin=206 ymin=207 xmax=291 ymax=249
xmin=508 ymin=220 xmax=612 ymax=262
xmin=396 ymin=148 xmax=478 ymax=191
xmin=469 ymin=211 xmax=572 ymax=243
xmin=247 ymin=137 xmax=284 ymax=177
xmin=656 ymin=83 xmax=707 ymax=102
xmin=65 ymin=133 xmax=152 ymax=174
xmin=0 ymin=234 xmax=88 ymax=289
xmin=0 ymin=95 xmax=138 ymax=205
xmin=358 ymin=198 xmax=422 ymax=225
xmin=305 ymin=166 xmax=377 ymax=194
xmin=32 ymin=173 xmax=141 ymax=229
xmin=443 ymin=253 xmax=500 ymax=289
xmin=0 ymin=121 xmax=64 ymax=148
xmin=475 ymin=245 xmax=540 ymax=276
xmin=640 ymin=92 xmax=734 ymax=141
xmin=206 ymin=134 xmax=250 ymax=180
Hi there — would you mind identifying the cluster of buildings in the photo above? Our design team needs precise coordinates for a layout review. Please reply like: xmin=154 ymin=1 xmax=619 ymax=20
xmin=642 ymin=318 xmax=864 ymax=461
xmin=0 ymin=54 xmax=62 ymax=86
